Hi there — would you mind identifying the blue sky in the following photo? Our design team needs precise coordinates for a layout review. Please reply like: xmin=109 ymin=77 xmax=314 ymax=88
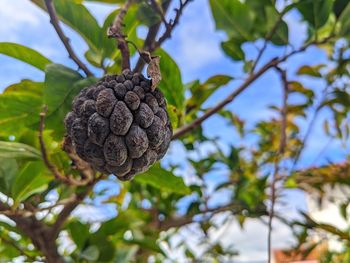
xmin=0 ymin=0 xmax=348 ymax=261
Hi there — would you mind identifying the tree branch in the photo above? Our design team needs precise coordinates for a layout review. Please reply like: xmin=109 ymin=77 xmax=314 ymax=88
xmin=250 ymin=10 xmax=286 ymax=73
xmin=267 ymin=66 xmax=288 ymax=262
xmin=172 ymin=35 xmax=335 ymax=140
xmin=108 ymin=0 xmax=133 ymax=70
xmin=44 ymin=0 xmax=93 ymax=77
xmin=155 ymin=0 xmax=192 ymax=48
xmin=39 ymin=106 xmax=94 ymax=186
xmin=133 ymin=0 xmax=181 ymax=72
xmin=50 ymin=194 xmax=82 ymax=238
xmin=156 ymin=203 xmax=266 ymax=231
xmin=172 ymin=57 xmax=279 ymax=139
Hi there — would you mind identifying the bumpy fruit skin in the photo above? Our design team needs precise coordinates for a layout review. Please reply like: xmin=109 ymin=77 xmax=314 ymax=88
xmin=64 ymin=70 xmax=172 ymax=181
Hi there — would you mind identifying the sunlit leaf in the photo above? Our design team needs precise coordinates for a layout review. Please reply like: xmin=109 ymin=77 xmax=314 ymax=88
xmin=0 ymin=42 xmax=52 ymax=71
xmin=0 ymin=159 xmax=18 ymax=195
xmin=135 ymin=165 xmax=190 ymax=195
xmin=154 ymin=49 xmax=184 ymax=110
xmin=0 ymin=141 xmax=41 ymax=160
xmin=186 ymin=75 xmax=232 ymax=114
xmin=221 ymin=38 xmax=245 ymax=61
xmin=12 ymin=161 xmax=50 ymax=205
xmin=43 ymin=64 xmax=96 ymax=138
xmin=209 ymin=0 xmax=254 ymax=40
xmin=297 ymin=0 xmax=333 ymax=30
xmin=297 ymin=64 xmax=325 ymax=77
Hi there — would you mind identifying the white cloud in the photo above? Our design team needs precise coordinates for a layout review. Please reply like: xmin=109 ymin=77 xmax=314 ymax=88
xmin=166 ymin=0 xmax=223 ymax=73
xmin=0 ymin=0 xmax=41 ymax=42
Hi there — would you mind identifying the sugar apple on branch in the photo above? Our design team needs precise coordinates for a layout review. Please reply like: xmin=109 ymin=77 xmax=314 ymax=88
xmin=64 ymin=70 xmax=172 ymax=181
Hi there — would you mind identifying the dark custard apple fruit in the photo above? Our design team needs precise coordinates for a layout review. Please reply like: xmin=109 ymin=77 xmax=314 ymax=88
xmin=64 ymin=70 xmax=172 ymax=181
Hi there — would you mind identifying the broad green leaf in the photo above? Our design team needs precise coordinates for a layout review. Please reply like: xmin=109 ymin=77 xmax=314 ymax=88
xmin=137 ymin=2 xmax=161 ymax=27
xmin=89 ymin=233 xmax=115 ymax=262
xmin=84 ymin=49 xmax=103 ymax=68
xmin=155 ymin=49 xmax=184 ymax=111
xmin=186 ymin=75 xmax=233 ymax=114
xmin=209 ymin=0 xmax=254 ymax=40
xmin=264 ymin=6 xmax=289 ymax=45
xmin=4 ymin=80 xmax=44 ymax=94
xmin=221 ymin=39 xmax=245 ymax=61
xmin=11 ymin=161 xmax=50 ymax=205
xmin=44 ymin=64 xmax=82 ymax=115
xmin=297 ymin=0 xmax=333 ymax=30
xmin=338 ymin=1 xmax=350 ymax=36
xmin=68 ymin=221 xmax=90 ymax=249
xmin=0 ymin=42 xmax=52 ymax=71
xmin=288 ymin=81 xmax=314 ymax=105
xmin=0 ymin=141 xmax=41 ymax=160
xmin=135 ymin=165 xmax=190 ymax=195
xmin=167 ymin=104 xmax=179 ymax=129
xmin=125 ymin=237 xmax=165 ymax=255
xmin=80 ymin=245 xmax=99 ymax=261
xmin=0 ymin=82 xmax=43 ymax=135
xmin=333 ymin=0 xmax=349 ymax=18
xmin=297 ymin=64 xmax=325 ymax=77
xmin=0 ymin=159 xmax=18 ymax=195
xmin=44 ymin=64 xmax=96 ymax=138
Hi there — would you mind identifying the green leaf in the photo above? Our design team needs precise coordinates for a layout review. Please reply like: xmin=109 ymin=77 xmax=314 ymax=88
xmin=0 ymin=141 xmax=41 ymax=160
xmin=80 ymin=245 xmax=99 ymax=261
xmin=0 ymin=159 xmax=18 ymax=195
xmin=167 ymin=104 xmax=179 ymax=129
xmin=221 ymin=39 xmax=245 ymax=61
xmin=44 ymin=64 xmax=82 ymax=115
xmin=0 ymin=82 xmax=43 ymax=136
xmin=264 ymin=6 xmax=289 ymax=45
xmin=338 ymin=2 xmax=350 ymax=36
xmin=0 ymin=42 xmax=52 ymax=71
xmin=333 ymin=0 xmax=349 ymax=18
xmin=137 ymin=2 xmax=161 ymax=26
xmin=209 ymin=0 xmax=254 ymax=40
xmin=297 ymin=64 xmax=325 ymax=77
xmin=340 ymin=203 xmax=348 ymax=220
xmin=186 ymin=75 xmax=232 ymax=114
xmin=68 ymin=221 xmax=90 ymax=249
xmin=135 ymin=165 xmax=190 ymax=195
xmin=297 ymin=0 xmax=333 ymax=30
xmin=4 ymin=80 xmax=44 ymax=94
xmin=43 ymin=64 xmax=96 ymax=138
xmin=11 ymin=161 xmax=50 ymax=205
xmin=89 ymin=233 xmax=116 ymax=261
xmin=125 ymin=237 xmax=165 ymax=255
xmin=154 ymin=49 xmax=184 ymax=111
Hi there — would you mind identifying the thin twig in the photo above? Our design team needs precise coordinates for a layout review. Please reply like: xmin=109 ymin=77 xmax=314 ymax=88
xmin=44 ymin=0 xmax=93 ymax=77
xmin=133 ymin=0 xmax=189 ymax=72
xmin=149 ymin=0 xmax=170 ymax=29
xmin=172 ymin=58 xmax=280 ymax=139
xmin=39 ymin=106 xmax=70 ymax=184
xmin=250 ymin=10 xmax=286 ymax=73
xmin=267 ymin=66 xmax=288 ymax=262
xmin=155 ymin=0 xmax=192 ymax=48
xmin=39 ymin=106 xmax=92 ymax=186
xmin=108 ymin=0 xmax=133 ymax=70
xmin=172 ymin=35 xmax=335 ymax=140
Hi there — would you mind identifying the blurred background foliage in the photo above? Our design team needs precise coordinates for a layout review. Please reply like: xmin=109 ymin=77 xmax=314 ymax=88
xmin=0 ymin=0 xmax=350 ymax=262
